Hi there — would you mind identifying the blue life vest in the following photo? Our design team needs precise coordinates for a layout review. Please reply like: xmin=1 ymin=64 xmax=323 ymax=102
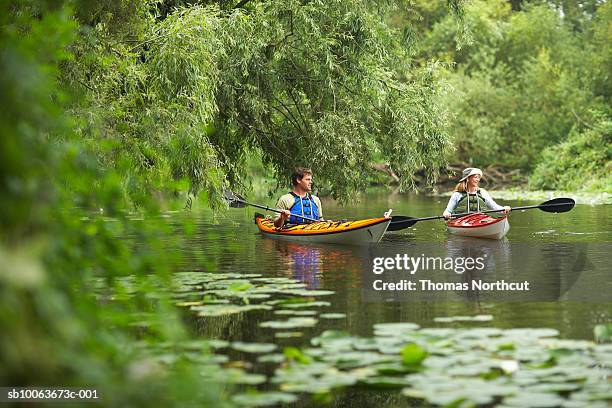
xmin=289 ymin=192 xmax=320 ymax=224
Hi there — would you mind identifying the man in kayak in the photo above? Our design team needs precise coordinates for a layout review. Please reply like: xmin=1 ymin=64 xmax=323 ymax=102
xmin=274 ymin=168 xmax=324 ymax=227
xmin=443 ymin=167 xmax=511 ymax=219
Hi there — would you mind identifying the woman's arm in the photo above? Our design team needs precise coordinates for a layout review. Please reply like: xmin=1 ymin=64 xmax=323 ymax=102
xmin=443 ymin=192 xmax=462 ymax=218
xmin=479 ymin=189 xmax=504 ymax=211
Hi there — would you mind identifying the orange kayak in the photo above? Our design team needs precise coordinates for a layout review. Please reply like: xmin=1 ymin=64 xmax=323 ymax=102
xmin=254 ymin=214 xmax=390 ymax=245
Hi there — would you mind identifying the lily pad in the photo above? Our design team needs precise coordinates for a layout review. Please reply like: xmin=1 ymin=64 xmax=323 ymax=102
xmin=175 ymin=301 xmax=204 ymax=307
xmin=594 ymin=324 xmax=612 ymax=343
xmin=283 ymin=347 xmax=312 ymax=364
xmin=281 ymin=289 xmax=335 ymax=297
xmin=227 ymin=281 xmax=254 ymax=291
xmin=201 ymin=367 xmax=267 ymax=385
xmin=311 ymin=330 xmax=356 ymax=350
xmin=526 ymin=382 xmax=582 ymax=393
xmin=274 ymin=309 xmax=318 ymax=316
xmin=203 ymin=290 xmax=272 ymax=300
xmin=320 ymin=313 xmax=346 ymax=319
xmin=373 ymin=322 xmax=420 ymax=336
xmin=274 ymin=364 xmax=358 ymax=394
xmin=373 ymin=362 xmax=418 ymax=375
xmin=434 ymin=314 xmax=493 ymax=323
xmin=275 ymin=332 xmax=304 ymax=339
xmin=281 ymin=301 xmax=331 ymax=309
xmin=231 ymin=342 xmax=277 ymax=353
xmin=505 ymin=328 xmax=560 ymax=339
xmin=192 ymin=304 xmax=272 ymax=317
xmin=260 ymin=317 xmax=318 ymax=329
xmin=256 ymin=354 xmax=286 ymax=364
xmin=503 ymin=392 xmax=566 ymax=407
xmin=322 ymin=351 xmax=393 ymax=369
xmin=359 ymin=376 xmax=411 ymax=388
xmin=171 ymin=339 xmax=229 ymax=351
xmin=400 ymin=343 xmax=427 ymax=366
xmin=231 ymin=392 xmax=298 ymax=406
xmin=264 ymin=321 xmax=611 ymax=406
xmin=266 ymin=298 xmax=331 ymax=308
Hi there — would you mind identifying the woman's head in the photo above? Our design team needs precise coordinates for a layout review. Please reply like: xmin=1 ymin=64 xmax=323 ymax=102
xmin=454 ymin=167 xmax=483 ymax=192
xmin=460 ymin=168 xmax=483 ymax=182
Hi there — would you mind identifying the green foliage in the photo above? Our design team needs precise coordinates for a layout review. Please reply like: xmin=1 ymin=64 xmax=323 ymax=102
xmin=400 ymin=343 xmax=428 ymax=366
xmin=211 ymin=0 xmax=452 ymax=196
xmin=0 ymin=0 xmax=76 ymax=234
xmin=64 ymin=5 xmax=228 ymax=208
xmin=582 ymin=1 xmax=612 ymax=102
xmin=419 ymin=0 xmax=511 ymax=72
xmin=0 ymin=1 xmax=229 ymax=404
xmin=411 ymin=0 xmax=610 ymax=189
xmin=1 ymin=0 xmax=461 ymax=403
xmin=63 ymin=0 xmax=452 ymax=202
xmin=529 ymin=114 xmax=612 ymax=192
xmin=594 ymin=323 xmax=612 ymax=343
xmin=283 ymin=346 xmax=312 ymax=364
xmin=441 ymin=73 xmax=512 ymax=166
xmin=499 ymin=3 xmax=577 ymax=71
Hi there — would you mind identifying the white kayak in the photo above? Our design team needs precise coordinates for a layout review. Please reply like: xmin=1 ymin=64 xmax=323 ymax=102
xmin=447 ymin=212 xmax=510 ymax=240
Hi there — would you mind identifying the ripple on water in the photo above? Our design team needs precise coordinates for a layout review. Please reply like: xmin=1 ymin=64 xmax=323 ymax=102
xmin=534 ymin=230 xmax=556 ymax=235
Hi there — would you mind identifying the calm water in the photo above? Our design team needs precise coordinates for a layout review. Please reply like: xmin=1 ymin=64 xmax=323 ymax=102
xmin=159 ymin=191 xmax=611 ymax=339
xmin=129 ymin=190 xmax=611 ymax=406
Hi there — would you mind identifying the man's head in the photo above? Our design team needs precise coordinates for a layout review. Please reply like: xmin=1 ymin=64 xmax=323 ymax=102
xmin=291 ymin=167 xmax=313 ymax=192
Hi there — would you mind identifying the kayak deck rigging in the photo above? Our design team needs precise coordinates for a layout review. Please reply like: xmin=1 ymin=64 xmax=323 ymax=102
xmin=254 ymin=214 xmax=391 ymax=244
xmin=447 ymin=212 xmax=510 ymax=240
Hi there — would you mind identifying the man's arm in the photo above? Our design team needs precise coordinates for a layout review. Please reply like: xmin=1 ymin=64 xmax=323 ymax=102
xmin=274 ymin=195 xmax=292 ymax=228
xmin=313 ymin=196 xmax=324 ymax=220
xmin=274 ymin=210 xmax=290 ymax=227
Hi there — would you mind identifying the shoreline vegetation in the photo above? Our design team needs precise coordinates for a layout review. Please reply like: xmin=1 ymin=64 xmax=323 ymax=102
xmin=250 ymin=156 xmax=612 ymax=206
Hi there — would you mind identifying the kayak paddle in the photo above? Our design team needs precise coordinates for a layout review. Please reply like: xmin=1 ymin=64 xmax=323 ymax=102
xmin=224 ymin=190 xmax=320 ymax=223
xmin=388 ymin=197 xmax=575 ymax=232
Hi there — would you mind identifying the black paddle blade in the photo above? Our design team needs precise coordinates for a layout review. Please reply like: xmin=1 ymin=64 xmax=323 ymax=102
xmin=224 ymin=190 xmax=247 ymax=208
xmin=387 ymin=216 xmax=419 ymax=231
xmin=539 ymin=198 xmax=575 ymax=213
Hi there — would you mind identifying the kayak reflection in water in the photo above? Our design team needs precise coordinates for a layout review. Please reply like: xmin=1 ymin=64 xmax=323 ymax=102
xmin=263 ymin=240 xmax=323 ymax=289
xmin=442 ymin=167 xmax=511 ymax=219
xmin=445 ymin=235 xmax=512 ymax=303
xmin=274 ymin=167 xmax=326 ymax=227
xmin=286 ymin=242 xmax=321 ymax=289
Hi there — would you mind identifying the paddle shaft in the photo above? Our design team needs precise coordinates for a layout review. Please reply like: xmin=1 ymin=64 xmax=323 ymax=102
xmin=233 ymin=198 xmax=320 ymax=223
xmin=388 ymin=198 xmax=575 ymax=231
xmin=453 ymin=201 xmax=571 ymax=218
xmin=394 ymin=209 xmax=508 ymax=224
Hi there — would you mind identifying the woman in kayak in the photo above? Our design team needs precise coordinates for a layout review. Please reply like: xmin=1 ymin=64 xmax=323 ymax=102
xmin=443 ymin=168 xmax=511 ymax=219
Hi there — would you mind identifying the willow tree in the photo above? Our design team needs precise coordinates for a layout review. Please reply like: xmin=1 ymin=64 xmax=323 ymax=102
xmin=211 ymin=1 xmax=452 ymax=198
xmin=65 ymin=0 xmax=455 ymax=205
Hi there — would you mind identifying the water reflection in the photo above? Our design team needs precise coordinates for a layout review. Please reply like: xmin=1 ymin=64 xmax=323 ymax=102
xmin=260 ymin=240 xmax=323 ymax=288
xmin=438 ymin=237 xmax=599 ymax=302
xmin=259 ymin=239 xmax=364 ymax=289
xmin=363 ymin=237 xmax=607 ymax=303
xmin=444 ymin=236 xmax=512 ymax=304
xmin=179 ymin=193 xmax=610 ymax=341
